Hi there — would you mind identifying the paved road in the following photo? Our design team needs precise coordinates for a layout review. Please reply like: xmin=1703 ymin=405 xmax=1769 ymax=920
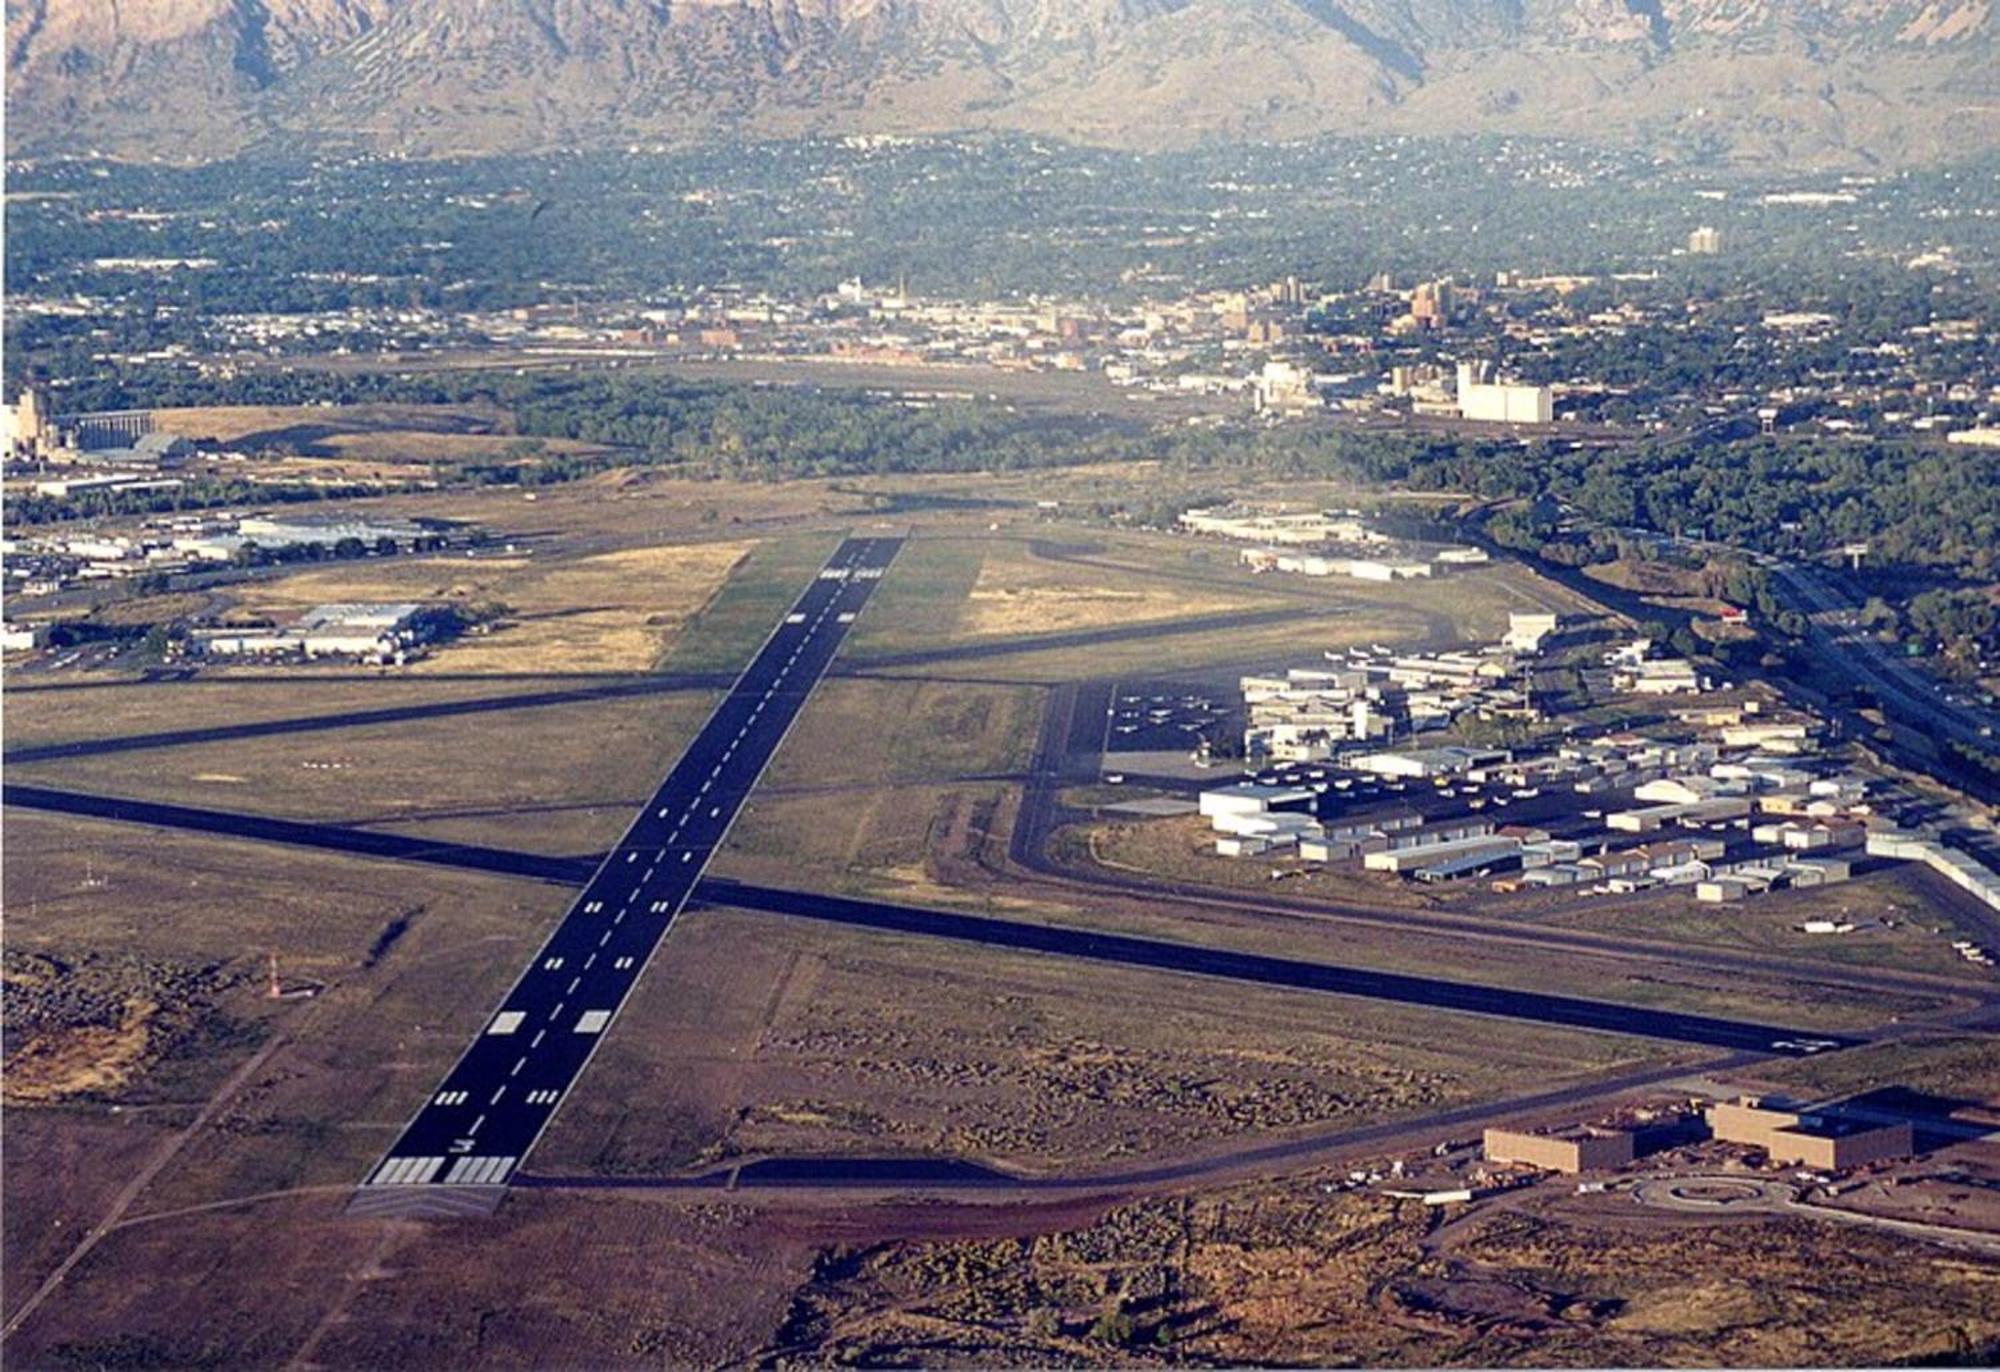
xmin=357 ymin=534 xmax=903 ymax=1194
xmin=1632 ymin=1174 xmax=2000 ymax=1257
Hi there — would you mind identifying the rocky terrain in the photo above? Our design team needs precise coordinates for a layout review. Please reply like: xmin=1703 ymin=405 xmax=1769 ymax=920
xmin=6 ymin=0 xmax=1995 ymax=166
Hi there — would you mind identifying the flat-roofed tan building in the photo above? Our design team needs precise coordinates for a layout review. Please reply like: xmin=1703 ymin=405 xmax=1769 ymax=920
xmin=1706 ymin=1098 xmax=1913 ymax=1170
xmin=1484 ymin=1126 xmax=1635 ymax=1174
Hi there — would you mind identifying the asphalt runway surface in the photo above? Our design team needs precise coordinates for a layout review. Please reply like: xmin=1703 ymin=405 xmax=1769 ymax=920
xmin=697 ymin=882 xmax=1860 ymax=1057
xmin=358 ymin=533 xmax=903 ymax=1191
xmin=2 ymin=782 xmax=599 ymax=885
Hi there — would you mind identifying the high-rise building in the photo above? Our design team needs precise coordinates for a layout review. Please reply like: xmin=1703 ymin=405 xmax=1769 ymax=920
xmin=6 ymin=386 xmax=54 ymax=459
xmin=1410 ymin=279 xmax=1454 ymax=329
xmin=1688 ymin=226 xmax=1723 ymax=255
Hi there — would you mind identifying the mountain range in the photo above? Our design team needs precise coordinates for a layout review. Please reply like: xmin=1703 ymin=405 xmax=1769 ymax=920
xmin=6 ymin=0 xmax=1996 ymax=166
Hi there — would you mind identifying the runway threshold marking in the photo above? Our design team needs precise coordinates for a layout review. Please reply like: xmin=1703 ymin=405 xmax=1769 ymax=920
xmin=357 ymin=534 xmax=903 ymax=1196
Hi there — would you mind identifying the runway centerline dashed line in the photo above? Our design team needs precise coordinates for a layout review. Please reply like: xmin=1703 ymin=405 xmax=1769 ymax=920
xmin=359 ymin=535 xmax=903 ymax=1192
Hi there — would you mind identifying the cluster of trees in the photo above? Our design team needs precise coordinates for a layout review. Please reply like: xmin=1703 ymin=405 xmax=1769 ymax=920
xmin=1865 ymin=588 xmax=2000 ymax=675
xmin=1383 ymin=432 xmax=1997 ymax=585
xmin=5 ymin=476 xmax=388 ymax=526
xmin=502 ymin=373 xmax=1139 ymax=479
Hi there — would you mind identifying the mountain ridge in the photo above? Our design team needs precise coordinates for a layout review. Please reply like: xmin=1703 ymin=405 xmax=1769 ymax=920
xmin=6 ymin=0 xmax=1996 ymax=166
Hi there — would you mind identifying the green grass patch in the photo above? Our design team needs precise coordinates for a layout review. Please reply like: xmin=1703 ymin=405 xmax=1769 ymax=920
xmin=656 ymin=532 xmax=843 ymax=674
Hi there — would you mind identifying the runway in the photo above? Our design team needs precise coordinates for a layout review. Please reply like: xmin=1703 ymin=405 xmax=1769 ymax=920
xmin=1 ymin=781 xmax=600 ymax=885
xmin=697 ymin=882 xmax=1862 ymax=1057
xmin=358 ymin=533 xmax=902 ymax=1192
xmin=1 ymin=674 xmax=733 ymax=765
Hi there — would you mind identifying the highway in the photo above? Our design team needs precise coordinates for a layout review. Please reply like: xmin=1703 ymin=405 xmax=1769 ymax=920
xmin=357 ymin=533 xmax=902 ymax=1193
xmin=1774 ymin=560 xmax=2000 ymax=753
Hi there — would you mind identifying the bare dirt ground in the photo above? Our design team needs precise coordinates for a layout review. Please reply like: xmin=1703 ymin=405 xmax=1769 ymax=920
xmin=752 ymin=1175 xmax=2000 ymax=1366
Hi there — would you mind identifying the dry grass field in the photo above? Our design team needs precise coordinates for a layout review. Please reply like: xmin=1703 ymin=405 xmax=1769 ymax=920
xmin=838 ymin=527 xmax=1591 ymax=686
xmin=0 ymin=811 xmax=574 ymax=1320
xmin=716 ymin=780 xmax=1012 ymax=903
xmin=3 ymin=673 xmax=622 ymax=752
xmin=657 ymin=532 xmax=846 ymax=673
xmin=155 ymin=402 xmax=605 ymax=467
xmin=533 ymin=905 xmax=1685 ymax=1178
xmin=157 ymin=402 xmax=510 ymax=446
xmin=9 ymin=688 xmax=723 ymax=857
xmin=1736 ymin=1033 xmax=2000 ymax=1103
xmin=959 ymin=542 xmax=1259 ymax=639
xmin=234 ymin=542 xmax=750 ymax=674
xmin=1540 ymin=867 xmax=2000 ymax=984
xmin=759 ymin=677 xmax=1043 ymax=791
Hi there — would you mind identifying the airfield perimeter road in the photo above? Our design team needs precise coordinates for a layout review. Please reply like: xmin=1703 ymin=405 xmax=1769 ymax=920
xmin=355 ymin=533 xmax=903 ymax=1196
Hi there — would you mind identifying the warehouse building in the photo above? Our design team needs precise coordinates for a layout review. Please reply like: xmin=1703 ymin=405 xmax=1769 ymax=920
xmin=194 ymin=602 xmax=432 ymax=664
xmin=1199 ymin=782 xmax=1317 ymax=822
xmin=1706 ymin=1098 xmax=1914 ymax=1170
xmin=1867 ymin=832 xmax=2000 ymax=914
xmin=1456 ymin=361 xmax=1553 ymax=425
xmin=1607 ymin=796 xmax=1753 ymax=833
xmin=1364 ymin=833 xmax=1520 ymax=875
xmin=1484 ymin=1126 xmax=1635 ymax=1174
